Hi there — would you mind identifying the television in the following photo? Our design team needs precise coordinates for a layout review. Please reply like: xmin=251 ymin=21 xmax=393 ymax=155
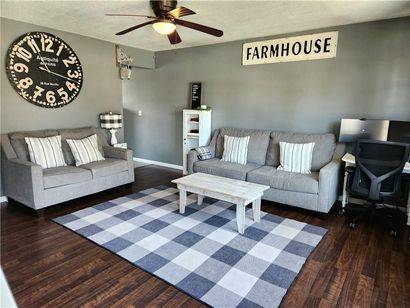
xmin=339 ymin=119 xmax=390 ymax=143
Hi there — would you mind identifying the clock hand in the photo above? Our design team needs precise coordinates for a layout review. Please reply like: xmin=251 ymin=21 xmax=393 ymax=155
xmin=37 ymin=53 xmax=50 ymax=72
xmin=39 ymin=66 xmax=80 ymax=84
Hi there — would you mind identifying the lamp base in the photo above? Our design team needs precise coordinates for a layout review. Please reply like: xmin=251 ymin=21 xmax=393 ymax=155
xmin=109 ymin=129 xmax=118 ymax=145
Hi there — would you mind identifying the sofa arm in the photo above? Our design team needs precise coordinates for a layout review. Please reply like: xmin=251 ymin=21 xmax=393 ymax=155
xmin=318 ymin=160 xmax=342 ymax=213
xmin=333 ymin=143 xmax=346 ymax=161
xmin=103 ymin=146 xmax=131 ymax=160
xmin=102 ymin=146 xmax=134 ymax=182
xmin=2 ymin=158 xmax=44 ymax=209
xmin=187 ymin=150 xmax=199 ymax=174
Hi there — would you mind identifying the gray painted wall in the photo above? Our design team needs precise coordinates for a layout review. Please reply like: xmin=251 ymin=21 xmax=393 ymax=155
xmin=123 ymin=45 xmax=156 ymax=69
xmin=1 ymin=18 xmax=124 ymax=139
xmin=0 ymin=17 xmax=153 ymax=196
xmin=123 ymin=17 xmax=410 ymax=166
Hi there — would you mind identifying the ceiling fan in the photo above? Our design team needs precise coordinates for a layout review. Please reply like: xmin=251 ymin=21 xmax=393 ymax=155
xmin=106 ymin=0 xmax=223 ymax=45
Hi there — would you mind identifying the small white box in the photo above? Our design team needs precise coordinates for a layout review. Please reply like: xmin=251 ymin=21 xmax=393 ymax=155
xmin=113 ymin=143 xmax=127 ymax=149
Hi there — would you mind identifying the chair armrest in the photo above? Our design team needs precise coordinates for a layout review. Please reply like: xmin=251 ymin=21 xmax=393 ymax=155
xmin=187 ymin=146 xmax=215 ymax=174
xmin=102 ymin=146 xmax=134 ymax=182
xmin=318 ymin=159 xmax=342 ymax=213
xmin=103 ymin=146 xmax=131 ymax=161
xmin=1 ymin=158 xmax=44 ymax=209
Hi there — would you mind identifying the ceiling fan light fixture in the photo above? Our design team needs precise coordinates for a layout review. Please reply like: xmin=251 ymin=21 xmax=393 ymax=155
xmin=152 ymin=20 xmax=176 ymax=35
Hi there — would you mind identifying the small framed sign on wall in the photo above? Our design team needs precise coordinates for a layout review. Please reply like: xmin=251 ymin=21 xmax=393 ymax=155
xmin=190 ymin=82 xmax=202 ymax=109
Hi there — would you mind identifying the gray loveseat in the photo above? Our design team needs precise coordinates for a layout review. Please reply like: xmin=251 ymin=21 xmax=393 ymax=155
xmin=1 ymin=127 xmax=134 ymax=215
xmin=188 ymin=128 xmax=346 ymax=213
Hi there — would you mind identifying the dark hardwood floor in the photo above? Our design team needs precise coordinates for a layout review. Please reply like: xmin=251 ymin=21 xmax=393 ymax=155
xmin=1 ymin=165 xmax=410 ymax=307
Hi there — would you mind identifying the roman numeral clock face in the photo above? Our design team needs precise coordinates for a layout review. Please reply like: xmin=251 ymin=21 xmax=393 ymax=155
xmin=6 ymin=32 xmax=83 ymax=108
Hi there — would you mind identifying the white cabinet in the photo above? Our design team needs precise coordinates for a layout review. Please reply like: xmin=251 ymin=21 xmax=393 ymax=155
xmin=182 ymin=109 xmax=212 ymax=174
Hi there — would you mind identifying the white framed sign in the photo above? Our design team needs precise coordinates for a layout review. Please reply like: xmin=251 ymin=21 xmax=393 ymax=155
xmin=242 ymin=31 xmax=338 ymax=66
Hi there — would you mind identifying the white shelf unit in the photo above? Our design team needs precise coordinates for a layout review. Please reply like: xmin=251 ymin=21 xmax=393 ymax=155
xmin=182 ymin=109 xmax=212 ymax=174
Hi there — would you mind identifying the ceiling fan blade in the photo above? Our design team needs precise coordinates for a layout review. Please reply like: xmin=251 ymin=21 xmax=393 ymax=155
xmin=116 ymin=21 xmax=154 ymax=35
xmin=174 ymin=19 xmax=223 ymax=37
xmin=167 ymin=6 xmax=196 ymax=18
xmin=106 ymin=14 xmax=156 ymax=19
xmin=167 ymin=30 xmax=182 ymax=44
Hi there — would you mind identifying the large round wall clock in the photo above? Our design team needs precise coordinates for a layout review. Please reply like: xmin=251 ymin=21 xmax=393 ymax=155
xmin=5 ymin=32 xmax=83 ymax=108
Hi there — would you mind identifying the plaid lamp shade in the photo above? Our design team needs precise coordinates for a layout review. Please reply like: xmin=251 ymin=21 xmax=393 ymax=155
xmin=100 ymin=113 xmax=122 ymax=129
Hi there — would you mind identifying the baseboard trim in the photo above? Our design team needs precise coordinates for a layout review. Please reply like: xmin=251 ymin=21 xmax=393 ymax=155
xmin=133 ymin=157 xmax=183 ymax=171
xmin=0 ymin=196 xmax=8 ymax=203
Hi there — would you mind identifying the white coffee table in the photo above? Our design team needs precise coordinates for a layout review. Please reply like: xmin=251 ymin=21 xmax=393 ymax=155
xmin=171 ymin=173 xmax=269 ymax=234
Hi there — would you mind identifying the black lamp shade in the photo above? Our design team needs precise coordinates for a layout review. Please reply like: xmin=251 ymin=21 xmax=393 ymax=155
xmin=100 ymin=112 xmax=122 ymax=129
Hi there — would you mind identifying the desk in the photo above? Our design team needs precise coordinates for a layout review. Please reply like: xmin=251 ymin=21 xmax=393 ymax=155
xmin=341 ymin=153 xmax=410 ymax=225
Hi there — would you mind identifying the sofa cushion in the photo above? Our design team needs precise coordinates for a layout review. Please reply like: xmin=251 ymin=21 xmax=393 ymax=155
xmin=215 ymin=128 xmax=271 ymax=165
xmin=193 ymin=158 xmax=261 ymax=181
xmin=79 ymin=158 xmax=128 ymax=178
xmin=43 ymin=166 xmax=92 ymax=189
xmin=266 ymin=132 xmax=336 ymax=172
xmin=9 ymin=129 xmax=59 ymax=161
xmin=58 ymin=127 xmax=108 ymax=165
xmin=247 ymin=166 xmax=319 ymax=194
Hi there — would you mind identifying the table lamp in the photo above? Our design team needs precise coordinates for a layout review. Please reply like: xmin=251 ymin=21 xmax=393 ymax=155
xmin=99 ymin=112 xmax=122 ymax=145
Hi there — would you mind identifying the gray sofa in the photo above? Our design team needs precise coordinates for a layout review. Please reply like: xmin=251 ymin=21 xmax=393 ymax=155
xmin=1 ymin=127 xmax=134 ymax=214
xmin=188 ymin=128 xmax=346 ymax=213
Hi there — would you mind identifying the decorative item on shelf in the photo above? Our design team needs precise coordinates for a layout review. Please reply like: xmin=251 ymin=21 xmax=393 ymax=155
xmin=190 ymin=82 xmax=202 ymax=109
xmin=99 ymin=112 xmax=122 ymax=145
xmin=116 ymin=45 xmax=133 ymax=80
xmin=197 ymin=105 xmax=212 ymax=111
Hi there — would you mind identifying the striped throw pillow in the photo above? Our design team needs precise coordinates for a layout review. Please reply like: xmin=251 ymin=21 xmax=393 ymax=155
xmin=66 ymin=134 xmax=105 ymax=166
xmin=25 ymin=135 xmax=67 ymax=169
xmin=221 ymin=135 xmax=250 ymax=165
xmin=278 ymin=142 xmax=315 ymax=174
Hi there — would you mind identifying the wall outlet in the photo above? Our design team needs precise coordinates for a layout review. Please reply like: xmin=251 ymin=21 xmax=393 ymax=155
xmin=137 ymin=110 xmax=142 ymax=116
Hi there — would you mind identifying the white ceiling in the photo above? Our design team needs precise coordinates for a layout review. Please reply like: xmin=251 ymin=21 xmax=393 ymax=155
xmin=1 ymin=1 xmax=410 ymax=51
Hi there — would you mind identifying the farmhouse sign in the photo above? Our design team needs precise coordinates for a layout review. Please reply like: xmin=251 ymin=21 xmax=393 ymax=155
xmin=242 ymin=31 xmax=338 ymax=66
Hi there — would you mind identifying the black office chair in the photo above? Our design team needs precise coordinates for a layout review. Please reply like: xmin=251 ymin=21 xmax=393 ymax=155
xmin=346 ymin=139 xmax=410 ymax=235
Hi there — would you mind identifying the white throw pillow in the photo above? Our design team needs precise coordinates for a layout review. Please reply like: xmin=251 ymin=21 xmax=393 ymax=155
xmin=25 ymin=135 xmax=67 ymax=169
xmin=278 ymin=142 xmax=315 ymax=174
xmin=221 ymin=135 xmax=250 ymax=165
xmin=66 ymin=134 xmax=105 ymax=166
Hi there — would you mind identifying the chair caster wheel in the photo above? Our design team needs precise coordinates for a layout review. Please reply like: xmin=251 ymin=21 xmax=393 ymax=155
xmin=390 ymin=230 xmax=397 ymax=237
xmin=339 ymin=209 xmax=345 ymax=215
xmin=349 ymin=222 xmax=356 ymax=229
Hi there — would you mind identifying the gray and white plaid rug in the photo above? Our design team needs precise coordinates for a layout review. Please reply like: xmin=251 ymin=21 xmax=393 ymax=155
xmin=54 ymin=185 xmax=327 ymax=307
